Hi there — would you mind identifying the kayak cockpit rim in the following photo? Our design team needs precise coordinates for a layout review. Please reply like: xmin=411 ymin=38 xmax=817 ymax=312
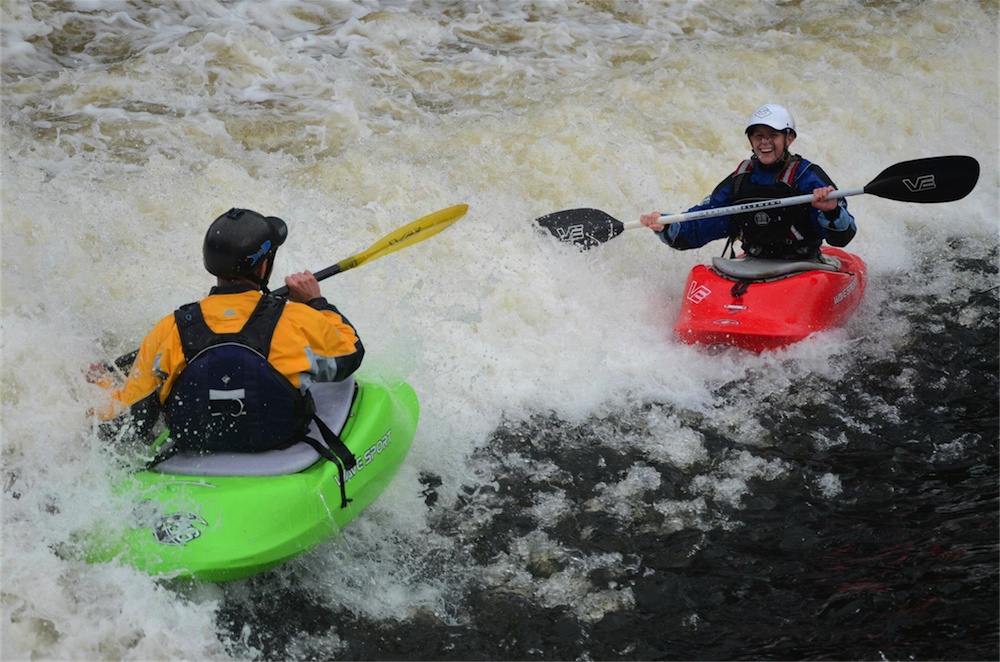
xmin=711 ymin=254 xmax=842 ymax=281
xmin=150 ymin=377 xmax=358 ymax=478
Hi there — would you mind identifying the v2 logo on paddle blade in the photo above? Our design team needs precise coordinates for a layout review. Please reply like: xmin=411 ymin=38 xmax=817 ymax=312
xmin=535 ymin=208 xmax=626 ymax=249
xmin=902 ymin=174 xmax=937 ymax=192
xmin=872 ymin=156 xmax=980 ymax=203
xmin=555 ymin=224 xmax=586 ymax=242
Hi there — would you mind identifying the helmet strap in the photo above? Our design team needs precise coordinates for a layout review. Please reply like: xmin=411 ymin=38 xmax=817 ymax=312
xmin=249 ymin=254 xmax=277 ymax=294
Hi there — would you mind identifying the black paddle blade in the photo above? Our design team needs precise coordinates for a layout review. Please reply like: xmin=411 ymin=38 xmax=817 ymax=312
xmin=114 ymin=350 xmax=139 ymax=371
xmin=535 ymin=208 xmax=626 ymax=249
xmin=865 ymin=155 xmax=980 ymax=203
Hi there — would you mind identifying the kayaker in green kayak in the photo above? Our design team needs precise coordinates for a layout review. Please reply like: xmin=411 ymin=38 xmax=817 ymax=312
xmin=639 ymin=103 xmax=857 ymax=260
xmin=94 ymin=208 xmax=365 ymax=461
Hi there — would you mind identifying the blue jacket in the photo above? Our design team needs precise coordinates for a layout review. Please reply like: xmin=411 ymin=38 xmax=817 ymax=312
xmin=658 ymin=155 xmax=857 ymax=254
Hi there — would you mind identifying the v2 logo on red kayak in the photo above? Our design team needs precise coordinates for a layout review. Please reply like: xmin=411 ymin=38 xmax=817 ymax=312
xmin=686 ymin=281 xmax=712 ymax=304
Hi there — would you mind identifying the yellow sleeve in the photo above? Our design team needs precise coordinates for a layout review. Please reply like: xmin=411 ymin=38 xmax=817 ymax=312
xmin=97 ymin=314 xmax=182 ymax=420
xmin=269 ymin=301 xmax=365 ymax=387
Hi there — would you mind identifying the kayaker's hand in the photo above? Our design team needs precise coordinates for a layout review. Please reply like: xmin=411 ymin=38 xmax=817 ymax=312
xmin=811 ymin=186 xmax=838 ymax=212
xmin=85 ymin=362 xmax=122 ymax=389
xmin=641 ymin=211 xmax=665 ymax=232
xmin=284 ymin=271 xmax=322 ymax=303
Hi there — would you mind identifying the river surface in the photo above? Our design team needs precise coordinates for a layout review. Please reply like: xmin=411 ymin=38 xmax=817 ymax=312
xmin=2 ymin=1 xmax=997 ymax=660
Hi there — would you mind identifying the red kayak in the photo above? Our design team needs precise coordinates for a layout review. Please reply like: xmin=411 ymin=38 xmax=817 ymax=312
xmin=674 ymin=247 xmax=867 ymax=352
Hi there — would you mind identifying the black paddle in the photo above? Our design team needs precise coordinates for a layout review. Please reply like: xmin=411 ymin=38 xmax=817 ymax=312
xmin=536 ymin=155 xmax=980 ymax=249
xmin=108 ymin=204 xmax=468 ymax=373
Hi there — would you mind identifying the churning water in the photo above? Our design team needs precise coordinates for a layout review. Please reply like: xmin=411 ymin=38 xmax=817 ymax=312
xmin=2 ymin=1 xmax=997 ymax=659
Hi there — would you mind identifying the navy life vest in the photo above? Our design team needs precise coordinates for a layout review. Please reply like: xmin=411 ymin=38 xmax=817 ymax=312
xmin=153 ymin=294 xmax=358 ymax=507
xmin=729 ymin=155 xmax=823 ymax=260
xmin=165 ymin=295 xmax=310 ymax=454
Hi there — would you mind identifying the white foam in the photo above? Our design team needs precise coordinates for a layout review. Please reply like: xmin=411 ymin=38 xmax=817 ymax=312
xmin=2 ymin=0 xmax=996 ymax=654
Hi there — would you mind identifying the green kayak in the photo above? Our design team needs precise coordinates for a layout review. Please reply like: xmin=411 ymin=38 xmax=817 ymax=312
xmin=85 ymin=377 xmax=419 ymax=582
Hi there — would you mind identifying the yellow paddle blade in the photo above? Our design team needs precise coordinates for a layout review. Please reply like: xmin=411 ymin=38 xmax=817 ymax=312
xmin=333 ymin=204 xmax=468 ymax=273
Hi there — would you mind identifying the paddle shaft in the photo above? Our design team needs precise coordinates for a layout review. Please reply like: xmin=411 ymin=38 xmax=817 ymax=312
xmin=536 ymin=155 xmax=979 ymax=247
xmin=654 ymin=154 xmax=977 ymax=226
xmin=605 ymin=188 xmax=858 ymax=234
xmin=655 ymin=186 xmax=863 ymax=225
xmin=270 ymin=263 xmax=342 ymax=298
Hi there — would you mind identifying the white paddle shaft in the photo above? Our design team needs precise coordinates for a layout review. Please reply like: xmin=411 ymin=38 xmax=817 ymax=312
xmin=655 ymin=186 xmax=863 ymax=225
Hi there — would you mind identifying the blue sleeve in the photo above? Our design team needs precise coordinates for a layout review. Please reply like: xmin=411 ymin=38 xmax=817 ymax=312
xmin=656 ymin=179 xmax=735 ymax=250
xmin=795 ymin=163 xmax=858 ymax=246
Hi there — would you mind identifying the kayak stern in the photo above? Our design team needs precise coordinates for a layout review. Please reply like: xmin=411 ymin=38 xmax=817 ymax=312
xmin=85 ymin=379 xmax=419 ymax=582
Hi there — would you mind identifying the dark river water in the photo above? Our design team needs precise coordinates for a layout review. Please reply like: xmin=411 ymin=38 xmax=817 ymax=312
xmin=214 ymin=242 xmax=998 ymax=661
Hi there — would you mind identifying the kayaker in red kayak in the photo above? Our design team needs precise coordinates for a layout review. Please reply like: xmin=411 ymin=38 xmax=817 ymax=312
xmin=640 ymin=103 xmax=857 ymax=260
xmin=94 ymin=209 xmax=364 ymax=457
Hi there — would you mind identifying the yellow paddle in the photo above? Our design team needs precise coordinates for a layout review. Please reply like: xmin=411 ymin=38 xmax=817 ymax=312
xmin=270 ymin=203 xmax=468 ymax=296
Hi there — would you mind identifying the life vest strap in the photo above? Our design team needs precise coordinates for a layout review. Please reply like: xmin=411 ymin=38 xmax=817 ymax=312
xmin=174 ymin=295 xmax=285 ymax=362
xmin=302 ymin=411 xmax=357 ymax=509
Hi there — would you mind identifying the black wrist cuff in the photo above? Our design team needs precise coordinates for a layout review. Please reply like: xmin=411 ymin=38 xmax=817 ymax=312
xmin=307 ymin=296 xmax=330 ymax=310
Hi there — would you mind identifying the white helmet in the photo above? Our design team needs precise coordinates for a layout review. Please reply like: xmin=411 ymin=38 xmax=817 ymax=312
xmin=745 ymin=103 xmax=796 ymax=136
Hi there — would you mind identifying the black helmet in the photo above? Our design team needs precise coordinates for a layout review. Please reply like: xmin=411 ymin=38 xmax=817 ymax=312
xmin=203 ymin=208 xmax=287 ymax=280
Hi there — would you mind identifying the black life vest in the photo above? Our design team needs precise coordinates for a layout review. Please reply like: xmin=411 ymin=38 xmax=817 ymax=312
xmin=729 ymin=155 xmax=823 ymax=260
xmin=154 ymin=293 xmax=359 ymax=508
xmin=165 ymin=295 xmax=309 ymax=453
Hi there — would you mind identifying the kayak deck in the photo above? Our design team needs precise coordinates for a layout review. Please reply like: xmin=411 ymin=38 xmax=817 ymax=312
xmin=85 ymin=378 xmax=419 ymax=582
xmin=674 ymin=247 xmax=867 ymax=352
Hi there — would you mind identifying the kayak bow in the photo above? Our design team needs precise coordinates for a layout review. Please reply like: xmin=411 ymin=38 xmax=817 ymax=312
xmin=674 ymin=247 xmax=868 ymax=352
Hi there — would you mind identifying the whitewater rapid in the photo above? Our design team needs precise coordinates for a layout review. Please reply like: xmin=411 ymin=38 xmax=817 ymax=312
xmin=2 ymin=1 xmax=996 ymax=659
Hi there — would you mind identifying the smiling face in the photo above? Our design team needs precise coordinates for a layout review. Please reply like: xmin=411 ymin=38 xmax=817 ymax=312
xmin=747 ymin=125 xmax=795 ymax=166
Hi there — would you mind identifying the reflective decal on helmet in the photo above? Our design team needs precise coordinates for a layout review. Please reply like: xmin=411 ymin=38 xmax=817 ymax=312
xmin=250 ymin=240 xmax=272 ymax=263
xmin=203 ymin=209 xmax=286 ymax=280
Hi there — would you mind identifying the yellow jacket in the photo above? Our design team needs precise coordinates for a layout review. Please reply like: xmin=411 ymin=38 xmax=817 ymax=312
xmin=101 ymin=285 xmax=363 ymax=426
